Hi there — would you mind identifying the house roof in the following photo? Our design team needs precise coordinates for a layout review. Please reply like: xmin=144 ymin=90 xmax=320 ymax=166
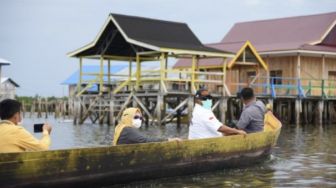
xmin=222 ymin=12 xmax=336 ymax=53
xmin=173 ymin=41 xmax=267 ymax=70
xmin=68 ymin=13 xmax=233 ymax=58
xmin=1 ymin=77 xmax=19 ymax=87
xmin=0 ymin=58 xmax=11 ymax=66
xmin=174 ymin=12 xmax=336 ymax=69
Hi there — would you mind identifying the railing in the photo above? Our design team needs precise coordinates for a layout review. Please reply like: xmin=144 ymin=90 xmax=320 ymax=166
xmin=138 ymin=69 xmax=227 ymax=94
xmin=249 ymin=76 xmax=336 ymax=99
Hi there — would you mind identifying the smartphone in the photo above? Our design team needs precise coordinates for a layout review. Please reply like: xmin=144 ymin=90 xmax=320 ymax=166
xmin=33 ymin=123 xmax=44 ymax=133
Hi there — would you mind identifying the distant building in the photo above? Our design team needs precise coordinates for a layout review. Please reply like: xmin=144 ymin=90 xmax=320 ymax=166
xmin=0 ymin=57 xmax=19 ymax=100
xmin=0 ymin=77 xmax=19 ymax=100
xmin=174 ymin=12 xmax=336 ymax=97
xmin=62 ymin=65 xmax=128 ymax=96
xmin=62 ymin=64 xmax=166 ymax=97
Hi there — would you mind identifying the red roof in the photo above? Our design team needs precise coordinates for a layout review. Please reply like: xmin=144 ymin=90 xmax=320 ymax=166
xmin=174 ymin=12 xmax=336 ymax=68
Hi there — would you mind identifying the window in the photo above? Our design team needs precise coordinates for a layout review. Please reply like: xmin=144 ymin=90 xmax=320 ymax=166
xmin=270 ymin=70 xmax=282 ymax=85
xmin=329 ymin=71 xmax=336 ymax=80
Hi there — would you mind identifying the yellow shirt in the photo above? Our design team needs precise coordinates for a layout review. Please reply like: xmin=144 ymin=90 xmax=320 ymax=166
xmin=0 ymin=120 xmax=51 ymax=153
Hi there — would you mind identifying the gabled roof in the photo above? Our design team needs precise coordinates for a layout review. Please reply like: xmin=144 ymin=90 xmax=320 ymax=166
xmin=222 ymin=12 xmax=336 ymax=53
xmin=1 ymin=77 xmax=19 ymax=87
xmin=173 ymin=41 xmax=267 ymax=70
xmin=68 ymin=13 xmax=233 ymax=58
xmin=0 ymin=57 xmax=11 ymax=66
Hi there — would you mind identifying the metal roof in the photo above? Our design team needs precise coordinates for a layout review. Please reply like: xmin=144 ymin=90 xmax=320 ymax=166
xmin=0 ymin=58 xmax=11 ymax=65
xmin=222 ymin=12 xmax=336 ymax=53
xmin=1 ymin=77 xmax=19 ymax=87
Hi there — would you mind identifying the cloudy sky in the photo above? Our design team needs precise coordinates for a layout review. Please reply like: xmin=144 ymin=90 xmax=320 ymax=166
xmin=0 ymin=0 xmax=335 ymax=97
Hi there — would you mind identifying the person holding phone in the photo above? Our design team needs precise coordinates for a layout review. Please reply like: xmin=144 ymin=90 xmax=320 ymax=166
xmin=113 ymin=107 xmax=180 ymax=145
xmin=0 ymin=99 xmax=52 ymax=153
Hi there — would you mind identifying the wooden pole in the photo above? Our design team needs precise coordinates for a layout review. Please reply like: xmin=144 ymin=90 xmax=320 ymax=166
xmin=77 ymin=57 xmax=83 ymax=94
xmin=128 ymin=59 xmax=132 ymax=90
xmin=317 ymin=100 xmax=324 ymax=125
xmin=156 ymin=95 xmax=163 ymax=126
xmin=222 ymin=60 xmax=227 ymax=96
xmin=109 ymin=99 xmax=115 ymax=126
xmin=108 ymin=59 xmax=111 ymax=95
xmin=160 ymin=53 xmax=166 ymax=93
xmin=266 ymin=56 xmax=270 ymax=95
xmin=136 ymin=54 xmax=141 ymax=90
xmin=219 ymin=97 xmax=227 ymax=123
xmin=187 ymin=95 xmax=194 ymax=124
xmin=295 ymin=99 xmax=301 ymax=125
xmin=297 ymin=53 xmax=301 ymax=80
xmin=191 ymin=56 xmax=197 ymax=94
xmin=99 ymin=57 xmax=104 ymax=95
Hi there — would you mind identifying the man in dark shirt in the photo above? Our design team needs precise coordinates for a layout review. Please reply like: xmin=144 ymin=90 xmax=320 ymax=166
xmin=236 ymin=87 xmax=266 ymax=133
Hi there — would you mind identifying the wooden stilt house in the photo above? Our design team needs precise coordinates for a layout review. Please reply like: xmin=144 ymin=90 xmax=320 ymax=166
xmin=68 ymin=13 xmax=234 ymax=125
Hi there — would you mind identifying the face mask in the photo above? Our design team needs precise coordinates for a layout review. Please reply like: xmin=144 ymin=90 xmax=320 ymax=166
xmin=202 ymin=99 xmax=212 ymax=110
xmin=18 ymin=119 xmax=24 ymax=126
xmin=133 ymin=119 xmax=142 ymax=128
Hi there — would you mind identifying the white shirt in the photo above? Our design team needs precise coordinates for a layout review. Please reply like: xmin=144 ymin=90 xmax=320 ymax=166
xmin=188 ymin=104 xmax=223 ymax=139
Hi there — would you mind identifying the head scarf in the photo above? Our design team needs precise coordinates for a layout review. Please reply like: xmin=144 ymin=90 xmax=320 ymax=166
xmin=113 ymin=107 xmax=141 ymax=146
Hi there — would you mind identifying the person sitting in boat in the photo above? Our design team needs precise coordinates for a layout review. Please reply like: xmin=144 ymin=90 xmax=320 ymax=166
xmin=113 ymin=107 xmax=180 ymax=145
xmin=236 ymin=87 xmax=266 ymax=133
xmin=188 ymin=88 xmax=246 ymax=139
xmin=0 ymin=99 xmax=52 ymax=153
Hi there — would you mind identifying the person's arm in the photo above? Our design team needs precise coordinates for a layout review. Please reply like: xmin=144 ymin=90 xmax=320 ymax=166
xmin=16 ymin=127 xmax=51 ymax=151
xmin=218 ymin=125 xmax=246 ymax=136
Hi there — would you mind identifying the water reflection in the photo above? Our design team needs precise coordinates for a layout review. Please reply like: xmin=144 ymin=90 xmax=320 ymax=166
xmin=22 ymin=116 xmax=336 ymax=187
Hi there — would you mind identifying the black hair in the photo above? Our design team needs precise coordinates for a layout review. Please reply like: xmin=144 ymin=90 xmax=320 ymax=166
xmin=240 ymin=87 xmax=254 ymax=100
xmin=195 ymin=87 xmax=208 ymax=99
xmin=0 ymin=99 xmax=22 ymax=120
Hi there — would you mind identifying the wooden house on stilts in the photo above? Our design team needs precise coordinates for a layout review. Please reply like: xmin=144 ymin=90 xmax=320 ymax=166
xmin=68 ymin=13 xmax=235 ymax=126
xmin=174 ymin=12 xmax=336 ymax=125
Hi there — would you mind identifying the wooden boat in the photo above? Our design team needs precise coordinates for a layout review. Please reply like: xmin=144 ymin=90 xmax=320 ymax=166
xmin=0 ymin=111 xmax=281 ymax=187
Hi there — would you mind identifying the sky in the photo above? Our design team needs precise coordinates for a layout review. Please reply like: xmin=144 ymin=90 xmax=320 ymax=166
xmin=0 ymin=0 xmax=335 ymax=97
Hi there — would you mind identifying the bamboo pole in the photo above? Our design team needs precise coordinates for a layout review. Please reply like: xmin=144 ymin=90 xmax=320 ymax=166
xmin=136 ymin=54 xmax=141 ymax=90
xmin=191 ymin=56 xmax=197 ymax=93
xmin=160 ymin=53 xmax=165 ymax=93
xmin=129 ymin=59 xmax=132 ymax=91
xmin=99 ymin=57 xmax=104 ymax=95
xmin=108 ymin=60 xmax=111 ymax=85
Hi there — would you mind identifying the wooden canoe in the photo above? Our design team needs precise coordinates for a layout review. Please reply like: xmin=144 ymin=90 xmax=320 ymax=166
xmin=0 ymin=111 xmax=281 ymax=187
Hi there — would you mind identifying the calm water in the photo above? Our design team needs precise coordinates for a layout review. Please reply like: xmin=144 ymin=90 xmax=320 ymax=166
xmin=23 ymin=115 xmax=336 ymax=188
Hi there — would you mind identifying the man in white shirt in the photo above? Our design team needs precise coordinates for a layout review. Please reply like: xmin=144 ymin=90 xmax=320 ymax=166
xmin=188 ymin=88 xmax=246 ymax=139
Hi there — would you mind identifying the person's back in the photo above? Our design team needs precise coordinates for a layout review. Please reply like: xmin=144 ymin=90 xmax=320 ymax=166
xmin=0 ymin=99 xmax=52 ymax=153
xmin=236 ymin=88 xmax=265 ymax=133
xmin=237 ymin=100 xmax=265 ymax=133
xmin=117 ymin=127 xmax=165 ymax=145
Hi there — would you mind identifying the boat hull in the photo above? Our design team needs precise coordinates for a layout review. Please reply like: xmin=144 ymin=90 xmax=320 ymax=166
xmin=0 ymin=112 xmax=281 ymax=187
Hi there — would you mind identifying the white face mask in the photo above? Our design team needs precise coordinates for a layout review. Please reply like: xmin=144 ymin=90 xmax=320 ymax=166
xmin=133 ymin=119 xmax=142 ymax=128
xmin=18 ymin=119 xmax=24 ymax=126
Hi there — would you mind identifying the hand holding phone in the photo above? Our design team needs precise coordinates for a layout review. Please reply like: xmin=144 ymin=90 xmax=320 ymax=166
xmin=34 ymin=123 xmax=52 ymax=134
xmin=34 ymin=123 xmax=44 ymax=133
